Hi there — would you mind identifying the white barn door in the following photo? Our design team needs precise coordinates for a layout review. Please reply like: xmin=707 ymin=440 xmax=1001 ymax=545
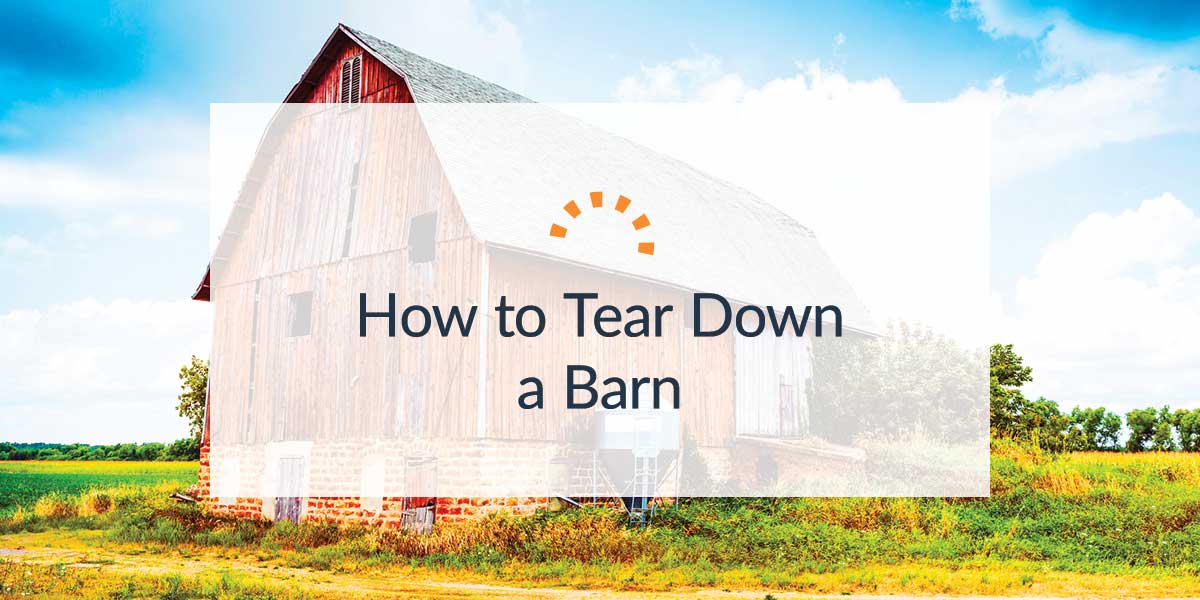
xmin=734 ymin=333 xmax=812 ymax=437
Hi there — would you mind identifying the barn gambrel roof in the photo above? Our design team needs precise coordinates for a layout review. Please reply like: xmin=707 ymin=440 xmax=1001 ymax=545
xmin=344 ymin=26 xmax=530 ymax=103
xmin=283 ymin=24 xmax=530 ymax=105
xmin=198 ymin=24 xmax=874 ymax=333
xmin=418 ymin=104 xmax=875 ymax=332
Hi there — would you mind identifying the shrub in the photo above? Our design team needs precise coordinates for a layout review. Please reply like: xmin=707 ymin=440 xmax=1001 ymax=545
xmin=33 ymin=492 xmax=77 ymax=520
xmin=377 ymin=522 xmax=486 ymax=557
xmin=4 ymin=506 xmax=32 ymax=528
xmin=266 ymin=519 xmax=346 ymax=549
xmin=529 ymin=509 xmax=662 ymax=564
xmin=78 ymin=490 xmax=113 ymax=516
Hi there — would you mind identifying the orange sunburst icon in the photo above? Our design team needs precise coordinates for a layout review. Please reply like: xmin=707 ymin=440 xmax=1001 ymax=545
xmin=549 ymin=192 xmax=654 ymax=255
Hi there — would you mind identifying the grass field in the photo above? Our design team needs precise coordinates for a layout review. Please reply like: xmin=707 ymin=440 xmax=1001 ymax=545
xmin=2 ymin=446 xmax=1199 ymax=597
xmin=0 ymin=461 xmax=196 ymax=515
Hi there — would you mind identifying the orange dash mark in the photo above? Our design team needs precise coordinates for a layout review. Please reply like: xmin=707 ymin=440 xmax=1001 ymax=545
xmin=638 ymin=242 xmax=655 ymax=255
xmin=632 ymin=214 xmax=650 ymax=230
xmin=615 ymin=195 xmax=631 ymax=213
xmin=590 ymin=191 xmax=603 ymax=208
xmin=563 ymin=200 xmax=581 ymax=218
xmin=549 ymin=224 xmax=568 ymax=238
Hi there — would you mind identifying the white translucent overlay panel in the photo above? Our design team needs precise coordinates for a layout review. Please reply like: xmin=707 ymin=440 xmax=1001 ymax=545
xmin=208 ymin=103 xmax=990 ymax=498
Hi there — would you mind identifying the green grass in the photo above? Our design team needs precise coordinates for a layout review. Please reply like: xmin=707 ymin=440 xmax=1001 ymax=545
xmin=3 ymin=447 xmax=1200 ymax=596
xmin=0 ymin=461 xmax=196 ymax=515
xmin=0 ymin=561 xmax=327 ymax=599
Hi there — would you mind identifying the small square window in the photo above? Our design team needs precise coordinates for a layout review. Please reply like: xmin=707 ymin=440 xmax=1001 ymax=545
xmin=287 ymin=291 xmax=313 ymax=337
xmin=409 ymin=211 xmax=438 ymax=263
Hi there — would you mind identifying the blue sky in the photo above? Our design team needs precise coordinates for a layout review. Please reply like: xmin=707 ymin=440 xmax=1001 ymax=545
xmin=1 ymin=0 xmax=1198 ymax=442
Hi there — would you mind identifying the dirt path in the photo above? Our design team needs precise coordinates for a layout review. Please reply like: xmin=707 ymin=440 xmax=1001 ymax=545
xmin=1 ymin=533 xmax=793 ymax=600
xmin=4 ymin=532 xmax=1198 ymax=599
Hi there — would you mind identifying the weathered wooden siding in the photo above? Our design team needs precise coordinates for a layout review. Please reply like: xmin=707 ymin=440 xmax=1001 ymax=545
xmin=296 ymin=35 xmax=412 ymax=104
xmin=209 ymin=30 xmax=740 ymax=452
xmin=210 ymin=35 xmax=484 ymax=444
xmin=485 ymin=250 xmax=736 ymax=446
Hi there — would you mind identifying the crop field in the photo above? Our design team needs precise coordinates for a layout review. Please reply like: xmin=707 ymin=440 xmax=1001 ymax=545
xmin=0 ymin=461 xmax=196 ymax=515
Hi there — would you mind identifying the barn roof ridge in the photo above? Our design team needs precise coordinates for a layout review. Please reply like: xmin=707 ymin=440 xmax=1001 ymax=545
xmin=339 ymin=24 xmax=531 ymax=104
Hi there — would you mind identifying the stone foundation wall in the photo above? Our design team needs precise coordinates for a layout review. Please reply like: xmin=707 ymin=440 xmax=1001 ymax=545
xmin=197 ymin=438 xmax=560 ymax=525
xmin=196 ymin=439 xmax=801 ymax=523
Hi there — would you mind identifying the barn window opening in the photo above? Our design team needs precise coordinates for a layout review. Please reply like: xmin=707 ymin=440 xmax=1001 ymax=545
xmin=409 ymin=211 xmax=438 ymax=263
xmin=287 ymin=291 xmax=313 ymax=337
xmin=340 ymin=54 xmax=362 ymax=105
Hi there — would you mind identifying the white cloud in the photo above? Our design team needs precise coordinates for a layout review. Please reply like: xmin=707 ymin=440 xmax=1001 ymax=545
xmin=64 ymin=214 xmax=182 ymax=241
xmin=949 ymin=0 xmax=1049 ymax=38
xmin=1004 ymin=193 xmax=1200 ymax=411
xmin=1 ymin=235 xmax=47 ymax=257
xmin=0 ymin=107 xmax=207 ymax=209
xmin=614 ymin=56 xmax=903 ymax=105
xmin=739 ymin=61 xmax=904 ymax=106
xmin=0 ymin=211 xmax=186 ymax=268
xmin=614 ymin=53 xmax=729 ymax=101
xmin=948 ymin=1 xmax=1199 ymax=179
xmin=0 ymin=158 xmax=189 ymax=208
xmin=109 ymin=214 xmax=181 ymax=239
xmin=951 ymin=0 xmax=1200 ymax=77
xmin=614 ymin=49 xmax=1198 ymax=180
xmin=0 ymin=298 xmax=211 ymax=443
xmin=954 ymin=66 xmax=1200 ymax=180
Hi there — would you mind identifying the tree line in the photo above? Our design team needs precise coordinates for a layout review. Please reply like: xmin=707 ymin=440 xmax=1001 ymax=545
xmin=809 ymin=325 xmax=1196 ymax=452
xmin=0 ymin=439 xmax=199 ymax=461
xmin=991 ymin=343 xmax=1200 ymax=452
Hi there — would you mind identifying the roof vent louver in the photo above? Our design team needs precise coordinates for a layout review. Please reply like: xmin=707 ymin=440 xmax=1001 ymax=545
xmin=340 ymin=54 xmax=362 ymax=105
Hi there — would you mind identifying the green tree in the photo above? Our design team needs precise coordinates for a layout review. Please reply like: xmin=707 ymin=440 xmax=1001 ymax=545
xmin=177 ymin=356 xmax=209 ymax=447
xmin=1125 ymin=407 xmax=1157 ymax=452
xmin=808 ymin=322 xmax=985 ymax=444
xmin=1097 ymin=410 xmax=1122 ymax=450
xmin=990 ymin=344 xmax=1033 ymax=440
xmin=1151 ymin=406 xmax=1177 ymax=451
xmin=1024 ymin=397 xmax=1071 ymax=452
xmin=1068 ymin=406 xmax=1122 ymax=451
xmin=164 ymin=437 xmax=200 ymax=461
xmin=140 ymin=442 xmax=165 ymax=461
xmin=1176 ymin=409 xmax=1200 ymax=452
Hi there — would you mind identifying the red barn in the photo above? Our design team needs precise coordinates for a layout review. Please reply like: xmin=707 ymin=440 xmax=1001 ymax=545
xmin=193 ymin=24 xmax=870 ymax=527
